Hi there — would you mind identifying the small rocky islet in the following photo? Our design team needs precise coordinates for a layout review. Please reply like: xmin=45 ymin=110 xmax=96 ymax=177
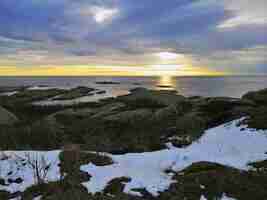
xmin=0 ymin=86 xmax=267 ymax=200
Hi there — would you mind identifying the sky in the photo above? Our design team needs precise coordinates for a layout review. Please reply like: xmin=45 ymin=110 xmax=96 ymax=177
xmin=0 ymin=0 xmax=266 ymax=76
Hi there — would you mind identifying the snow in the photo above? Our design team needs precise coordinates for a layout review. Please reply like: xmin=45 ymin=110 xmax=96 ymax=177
xmin=200 ymin=195 xmax=207 ymax=200
xmin=0 ymin=151 xmax=61 ymax=194
xmin=32 ymin=195 xmax=43 ymax=200
xmin=80 ymin=118 xmax=267 ymax=196
xmin=0 ymin=118 xmax=266 ymax=197
xmin=0 ymin=91 xmax=18 ymax=96
xmin=200 ymin=194 xmax=238 ymax=200
xmin=221 ymin=194 xmax=238 ymax=200
xmin=27 ymin=86 xmax=68 ymax=91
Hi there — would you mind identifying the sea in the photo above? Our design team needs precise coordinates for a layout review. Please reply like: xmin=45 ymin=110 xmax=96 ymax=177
xmin=0 ymin=76 xmax=267 ymax=101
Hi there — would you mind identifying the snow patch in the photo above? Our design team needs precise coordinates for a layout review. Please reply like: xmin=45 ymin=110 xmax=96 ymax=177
xmin=80 ymin=118 xmax=267 ymax=196
xmin=0 ymin=151 xmax=61 ymax=194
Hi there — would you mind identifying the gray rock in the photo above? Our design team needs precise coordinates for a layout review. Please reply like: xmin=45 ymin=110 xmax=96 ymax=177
xmin=118 ymin=87 xmax=185 ymax=107
xmin=53 ymin=86 xmax=95 ymax=100
xmin=103 ymin=109 xmax=153 ymax=123
xmin=242 ymin=88 xmax=267 ymax=105
xmin=0 ymin=106 xmax=18 ymax=125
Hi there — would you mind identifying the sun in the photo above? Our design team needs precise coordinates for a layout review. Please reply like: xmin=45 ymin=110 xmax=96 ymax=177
xmin=155 ymin=52 xmax=179 ymax=60
xmin=90 ymin=7 xmax=118 ymax=23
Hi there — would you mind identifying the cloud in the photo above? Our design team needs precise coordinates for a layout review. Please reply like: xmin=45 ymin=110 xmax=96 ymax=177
xmin=218 ymin=0 xmax=267 ymax=28
xmin=0 ymin=0 xmax=266 ymax=75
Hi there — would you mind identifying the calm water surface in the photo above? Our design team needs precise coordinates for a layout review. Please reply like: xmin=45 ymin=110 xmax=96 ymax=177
xmin=0 ymin=76 xmax=267 ymax=98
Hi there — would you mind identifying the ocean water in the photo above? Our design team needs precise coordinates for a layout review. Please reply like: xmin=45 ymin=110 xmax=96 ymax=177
xmin=0 ymin=76 xmax=267 ymax=99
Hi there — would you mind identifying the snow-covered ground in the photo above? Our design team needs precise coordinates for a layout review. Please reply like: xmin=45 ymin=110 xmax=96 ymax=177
xmin=201 ymin=194 xmax=237 ymax=200
xmin=0 ymin=91 xmax=18 ymax=96
xmin=0 ymin=151 xmax=61 ymax=194
xmin=80 ymin=118 xmax=267 ymax=196
xmin=1 ymin=118 xmax=267 ymax=197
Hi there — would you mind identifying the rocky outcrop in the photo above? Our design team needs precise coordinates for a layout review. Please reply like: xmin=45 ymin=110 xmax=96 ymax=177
xmin=0 ymin=106 xmax=18 ymax=125
xmin=242 ymin=88 xmax=267 ymax=105
xmin=117 ymin=87 xmax=186 ymax=107
xmin=53 ymin=86 xmax=95 ymax=100
xmin=11 ymin=88 xmax=66 ymax=103
xmin=160 ymin=161 xmax=267 ymax=200
xmin=103 ymin=109 xmax=153 ymax=123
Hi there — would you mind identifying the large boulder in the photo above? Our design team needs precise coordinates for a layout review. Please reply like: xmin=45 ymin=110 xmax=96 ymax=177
xmin=0 ymin=106 xmax=18 ymax=125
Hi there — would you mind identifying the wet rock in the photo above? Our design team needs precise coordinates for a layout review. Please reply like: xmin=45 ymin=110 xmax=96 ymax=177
xmin=0 ymin=106 xmax=18 ymax=125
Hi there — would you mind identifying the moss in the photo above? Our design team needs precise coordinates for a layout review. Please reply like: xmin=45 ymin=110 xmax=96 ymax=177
xmin=159 ymin=162 xmax=267 ymax=200
xmin=53 ymin=87 xmax=95 ymax=100
xmin=180 ymin=162 xmax=227 ymax=175
xmin=242 ymin=107 xmax=267 ymax=130
xmin=0 ymin=191 xmax=9 ymax=199
xmin=104 ymin=177 xmax=131 ymax=195
xmin=59 ymin=150 xmax=112 ymax=185
xmin=242 ymin=88 xmax=267 ymax=105
xmin=249 ymin=160 xmax=267 ymax=174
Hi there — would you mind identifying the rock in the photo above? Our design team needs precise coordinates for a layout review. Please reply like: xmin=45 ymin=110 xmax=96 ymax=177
xmin=95 ymin=81 xmax=120 ymax=85
xmin=0 ymin=191 xmax=9 ymax=199
xmin=241 ymin=106 xmax=267 ymax=130
xmin=96 ymin=90 xmax=106 ymax=95
xmin=154 ymin=100 xmax=192 ymax=120
xmin=161 ymin=161 xmax=267 ymax=200
xmin=0 ymin=106 xmax=18 ymax=125
xmin=0 ymin=86 xmax=28 ymax=93
xmin=7 ymin=177 xmax=23 ymax=184
xmin=194 ymin=97 xmax=252 ymax=127
xmin=242 ymin=88 xmax=267 ymax=105
xmin=163 ymin=112 xmax=206 ymax=147
xmin=0 ymin=178 xmax=6 ymax=185
xmin=118 ymin=87 xmax=185 ymax=107
xmin=103 ymin=109 xmax=153 ymax=123
xmin=91 ymin=102 xmax=126 ymax=119
xmin=53 ymin=86 xmax=95 ymax=100
xmin=104 ymin=177 xmax=131 ymax=195
xmin=11 ymin=88 xmax=66 ymax=103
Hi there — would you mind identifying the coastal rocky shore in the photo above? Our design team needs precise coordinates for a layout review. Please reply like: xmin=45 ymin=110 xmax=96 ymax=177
xmin=0 ymin=86 xmax=267 ymax=200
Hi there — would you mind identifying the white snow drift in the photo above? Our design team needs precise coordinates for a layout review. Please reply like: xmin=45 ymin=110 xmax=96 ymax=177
xmin=80 ymin=118 xmax=267 ymax=196
xmin=0 ymin=118 xmax=267 ymax=197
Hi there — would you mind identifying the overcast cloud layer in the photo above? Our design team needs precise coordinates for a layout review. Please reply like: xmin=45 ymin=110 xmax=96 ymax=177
xmin=0 ymin=0 xmax=266 ymax=74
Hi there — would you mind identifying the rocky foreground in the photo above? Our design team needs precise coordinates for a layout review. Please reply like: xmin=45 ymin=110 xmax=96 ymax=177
xmin=0 ymin=87 xmax=267 ymax=200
